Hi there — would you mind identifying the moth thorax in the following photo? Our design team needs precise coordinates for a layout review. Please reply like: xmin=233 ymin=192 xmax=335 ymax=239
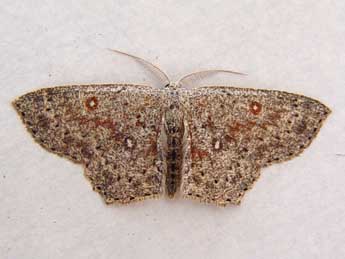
xmin=165 ymin=82 xmax=180 ymax=90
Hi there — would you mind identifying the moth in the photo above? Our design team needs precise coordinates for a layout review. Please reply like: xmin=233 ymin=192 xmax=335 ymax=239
xmin=13 ymin=50 xmax=331 ymax=206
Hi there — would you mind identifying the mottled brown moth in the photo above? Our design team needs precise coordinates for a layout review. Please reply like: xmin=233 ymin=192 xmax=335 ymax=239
xmin=13 ymin=50 xmax=331 ymax=206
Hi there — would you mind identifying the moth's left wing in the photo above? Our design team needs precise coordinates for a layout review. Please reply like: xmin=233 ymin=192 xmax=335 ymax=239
xmin=13 ymin=84 xmax=167 ymax=204
xmin=181 ymin=86 xmax=330 ymax=206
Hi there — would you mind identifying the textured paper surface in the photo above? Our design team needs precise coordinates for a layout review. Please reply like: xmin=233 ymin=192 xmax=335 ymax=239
xmin=0 ymin=1 xmax=344 ymax=259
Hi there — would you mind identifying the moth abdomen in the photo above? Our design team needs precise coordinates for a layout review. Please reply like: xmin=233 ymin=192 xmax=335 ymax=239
xmin=164 ymin=90 xmax=184 ymax=198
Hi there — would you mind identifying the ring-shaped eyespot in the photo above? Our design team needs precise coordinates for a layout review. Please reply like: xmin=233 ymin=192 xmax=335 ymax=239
xmin=249 ymin=101 xmax=262 ymax=115
xmin=85 ymin=96 xmax=99 ymax=111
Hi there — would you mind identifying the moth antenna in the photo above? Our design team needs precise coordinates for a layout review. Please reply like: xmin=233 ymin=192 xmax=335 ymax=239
xmin=177 ymin=69 xmax=247 ymax=88
xmin=107 ymin=48 xmax=170 ymax=87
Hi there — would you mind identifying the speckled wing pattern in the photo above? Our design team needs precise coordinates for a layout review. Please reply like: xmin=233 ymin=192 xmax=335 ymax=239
xmin=13 ymin=84 xmax=166 ymax=204
xmin=181 ymin=86 xmax=331 ymax=206
xmin=14 ymin=83 xmax=330 ymax=206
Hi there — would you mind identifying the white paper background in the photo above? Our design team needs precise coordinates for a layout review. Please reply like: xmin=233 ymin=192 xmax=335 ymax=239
xmin=1 ymin=1 xmax=344 ymax=259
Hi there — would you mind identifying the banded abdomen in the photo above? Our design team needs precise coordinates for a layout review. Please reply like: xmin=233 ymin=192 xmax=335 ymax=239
xmin=164 ymin=90 xmax=184 ymax=197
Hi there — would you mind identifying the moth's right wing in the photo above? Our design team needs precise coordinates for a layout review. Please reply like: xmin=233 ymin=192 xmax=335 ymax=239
xmin=181 ymin=86 xmax=330 ymax=206
xmin=13 ymin=84 xmax=167 ymax=204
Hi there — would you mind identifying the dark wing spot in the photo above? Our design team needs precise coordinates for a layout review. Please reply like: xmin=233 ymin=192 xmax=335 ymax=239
xmin=249 ymin=101 xmax=262 ymax=115
xmin=85 ymin=97 xmax=99 ymax=111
